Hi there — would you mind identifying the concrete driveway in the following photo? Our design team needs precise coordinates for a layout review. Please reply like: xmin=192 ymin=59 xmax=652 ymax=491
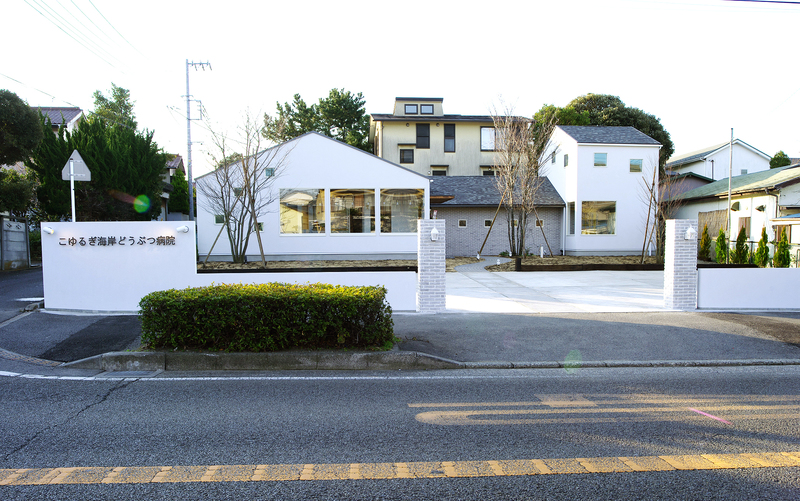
xmin=447 ymin=268 xmax=666 ymax=313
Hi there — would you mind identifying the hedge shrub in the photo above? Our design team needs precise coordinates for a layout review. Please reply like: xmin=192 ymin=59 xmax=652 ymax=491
xmin=139 ymin=282 xmax=394 ymax=351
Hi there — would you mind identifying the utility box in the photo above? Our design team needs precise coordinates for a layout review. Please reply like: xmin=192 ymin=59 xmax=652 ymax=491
xmin=1 ymin=216 xmax=30 ymax=270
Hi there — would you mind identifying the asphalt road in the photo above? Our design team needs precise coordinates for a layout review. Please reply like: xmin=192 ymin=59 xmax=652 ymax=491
xmin=1 ymin=366 xmax=798 ymax=500
xmin=0 ymin=268 xmax=42 ymax=323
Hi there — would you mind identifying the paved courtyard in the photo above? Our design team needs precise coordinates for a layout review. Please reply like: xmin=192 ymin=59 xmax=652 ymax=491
xmin=447 ymin=269 xmax=666 ymax=313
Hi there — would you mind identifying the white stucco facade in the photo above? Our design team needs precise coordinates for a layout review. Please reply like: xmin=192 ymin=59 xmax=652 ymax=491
xmin=668 ymin=140 xmax=771 ymax=181
xmin=546 ymin=127 xmax=661 ymax=256
xmin=196 ymin=132 xmax=431 ymax=261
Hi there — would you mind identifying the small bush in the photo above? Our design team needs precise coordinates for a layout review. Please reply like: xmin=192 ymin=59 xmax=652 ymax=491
xmin=732 ymin=226 xmax=748 ymax=264
xmin=715 ymin=228 xmax=728 ymax=263
xmin=139 ymin=282 xmax=394 ymax=351
xmin=774 ymin=229 xmax=791 ymax=268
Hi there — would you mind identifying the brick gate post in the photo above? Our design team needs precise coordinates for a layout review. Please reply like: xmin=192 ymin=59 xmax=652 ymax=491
xmin=664 ymin=219 xmax=698 ymax=310
xmin=417 ymin=220 xmax=446 ymax=313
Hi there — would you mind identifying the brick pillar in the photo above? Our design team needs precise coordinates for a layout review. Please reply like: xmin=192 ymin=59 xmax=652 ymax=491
xmin=417 ymin=220 xmax=446 ymax=313
xmin=664 ymin=219 xmax=698 ymax=310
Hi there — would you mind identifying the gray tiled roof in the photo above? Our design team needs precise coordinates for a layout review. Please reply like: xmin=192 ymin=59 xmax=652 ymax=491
xmin=371 ymin=113 xmax=495 ymax=123
xmin=672 ymin=164 xmax=800 ymax=201
xmin=36 ymin=107 xmax=82 ymax=125
xmin=430 ymin=176 xmax=564 ymax=207
xmin=558 ymin=126 xmax=661 ymax=146
xmin=666 ymin=139 xmax=771 ymax=168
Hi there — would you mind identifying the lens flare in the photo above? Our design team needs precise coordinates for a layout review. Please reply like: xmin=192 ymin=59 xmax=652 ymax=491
xmin=133 ymin=195 xmax=151 ymax=213
xmin=564 ymin=349 xmax=582 ymax=374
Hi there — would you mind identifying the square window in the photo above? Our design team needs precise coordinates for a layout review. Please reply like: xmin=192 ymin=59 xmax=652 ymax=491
xmin=405 ymin=104 xmax=418 ymax=114
xmin=330 ymin=189 xmax=375 ymax=234
xmin=564 ymin=154 xmax=569 ymax=167
xmin=380 ymin=189 xmax=423 ymax=233
xmin=480 ymin=127 xmax=495 ymax=151
xmin=254 ymin=222 xmax=264 ymax=232
xmin=581 ymin=201 xmax=616 ymax=234
xmin=535 ymin=219 xmax=544 ymax=227
xmin=594 ymin=153 xmax=607 ymax=167
xmin=400 ymin=149 xmax=414 ymax=164
xmin=264 ymin=167 xmax=275 ymax=177
xmin=444 ymin=124 xmax=455 ymax=152
xmin=233 ymin=187 xmax=243 ymax=197
xmin=630 ymin=159 xmax=642 ymax=173
xmin=280 ymin=189 xmax=325 ymax=234
xmin=458 ymin=220 xmax=467 ymax=228
xmin=416 ymin=123 xmax=430 ymax=149
xmin=484 ymin=219 xmax=492 ymax=227
xmin=214 ymin=214 xmax=225 ymax=224
xmin=420 ymin=104 xmax=434 ymax=114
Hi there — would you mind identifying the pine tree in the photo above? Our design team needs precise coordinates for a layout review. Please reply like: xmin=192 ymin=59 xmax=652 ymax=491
xmin=168 ymin=169 xmax=190 ymax=214
xmin=754 ymin=227 xmax=770 ymax=267
xmin=698 ymin=224 xmax=712 ymax=261
xmin=773 ymin=229 xmax=791 ymax=268
xmin=733 ymin=226 xmax=748 ymax=264
xmin=715 ymin=227 xmax=727 ymax=263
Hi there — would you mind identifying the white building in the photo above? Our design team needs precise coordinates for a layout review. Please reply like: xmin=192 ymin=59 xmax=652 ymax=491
xmin=666 ymin=139 xmax=771 ymax=181
xmin=545 ymin=126 xmax=662 ymax=256
xmin=196 ymin=132 xmax=430 ymax=261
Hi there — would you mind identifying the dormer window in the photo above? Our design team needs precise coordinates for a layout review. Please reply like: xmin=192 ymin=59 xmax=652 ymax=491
xmin=404 ymin=104 xmax=418 ymax=114
xmin=420 ymin=104 xmax=434 ymax=115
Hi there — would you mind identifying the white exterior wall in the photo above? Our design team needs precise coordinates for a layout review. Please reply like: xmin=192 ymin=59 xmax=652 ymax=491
xmin=675 ymin=194 xmax=777 ymax=242
xmin=698 ymin=268 xmax=800 ymax=309
xmin=546 ymin=129 xmax=660 ymax=255
xmin=675 ymin=143 xmax=770 ymax=180
xmin=196 ymin=133 xmax=430 ymax=261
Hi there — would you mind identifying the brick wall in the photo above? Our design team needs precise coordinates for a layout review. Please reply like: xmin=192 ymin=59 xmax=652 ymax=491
xmin=417 ymin=220 xmax=446 ymax=313
xmin=664 ymin=219 xmax=698 ymax=310
xmin=436 ymin=207 xmax=563 ymax=257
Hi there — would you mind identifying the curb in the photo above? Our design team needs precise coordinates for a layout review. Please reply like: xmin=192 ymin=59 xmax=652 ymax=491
xmin=60 ymin=351 xmax=800 ymax=372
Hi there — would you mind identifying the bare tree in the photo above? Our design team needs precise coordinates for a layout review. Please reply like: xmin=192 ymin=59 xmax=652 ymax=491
xmin=197 ymin=110 xmax=291 ymax=266
xmin=491 ymin=106 xmax=557 ymax=257
xmin=639 ymin=166 xmax=687 ymax=264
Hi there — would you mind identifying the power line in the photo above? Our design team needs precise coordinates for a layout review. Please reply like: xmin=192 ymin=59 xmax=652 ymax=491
xmin=69 ymin=0 xmax=121 ymax=49
xmin=87 ymin=0 xmax=146 ymax=58
xmin=724 ymin=0 xmax=800 ymax=4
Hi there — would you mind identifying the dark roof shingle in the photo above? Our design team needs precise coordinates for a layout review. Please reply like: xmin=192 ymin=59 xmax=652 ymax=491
xmin=558 ymin=126 xmax=661 ymax=146
xmin=430 ymin=176 xmax=564 ymax=207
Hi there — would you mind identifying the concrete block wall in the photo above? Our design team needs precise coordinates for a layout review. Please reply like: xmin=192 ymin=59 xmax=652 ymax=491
xmin=437 ymin=207 xmax=562 ymax=258
xmin=417 ymin=220 xmax=446 ymax=313
xmin=664 ymin=219 xmax=698 ymax=310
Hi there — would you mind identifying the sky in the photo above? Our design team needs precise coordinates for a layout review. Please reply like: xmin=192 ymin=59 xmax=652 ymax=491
xmin=4 ymin=0 xmax=800 ymax=179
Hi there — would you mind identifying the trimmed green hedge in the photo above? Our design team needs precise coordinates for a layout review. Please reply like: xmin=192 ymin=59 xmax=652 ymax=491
xmin=139 ymin=282 xmax=393 ymax=351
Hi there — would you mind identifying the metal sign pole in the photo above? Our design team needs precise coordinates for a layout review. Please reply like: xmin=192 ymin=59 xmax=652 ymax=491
xmin=70 ymin=158 xmax=77 ymax=222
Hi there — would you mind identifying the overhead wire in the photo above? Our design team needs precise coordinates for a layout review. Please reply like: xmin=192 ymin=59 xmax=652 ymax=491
xmin=87 ymin=0 xmax=147 ymax=58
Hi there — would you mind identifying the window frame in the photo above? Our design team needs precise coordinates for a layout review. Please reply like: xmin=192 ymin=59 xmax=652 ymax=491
xmin=430 ymin=167 xmax=448 ymax=176
xmin=420 ymin=104 xmax=434 ymax=115
xmin=594 ymin=153 xmax=608 ymax=167
xmin=399 ymin=149 xmax=414 ymax=164
xmin=416 ymin=123 xmax=430 ymax=149
xmin=564 ymin=154 xmax=569 ymax=167
xmin=480 ymin=127 xmax=496 ymax=151
xmin=629 ymin=159 xmax=642 ymax=173
xmin=458 ymin=219 xmax=467 ymax=228
xmin=444 ymin=124 xmax=456 ymax=152
xmin=404 ymin=104 xmax=418 ymax=115
xmin=484 ymin=219 xmax=492 ymax=228
xmin=279 ymin=188 xmax=326 ymax=234
xmin=330 ymin=189 xmax=376 ymax=234
xmin=567 ymin=202 xmax=575 ymax=235
xmin=581 ymin=201 xmax=616 ymax=235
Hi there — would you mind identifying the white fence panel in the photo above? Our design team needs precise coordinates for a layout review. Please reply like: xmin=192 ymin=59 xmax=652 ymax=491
xmin=697 ymin=268 xmax=800 ymax=309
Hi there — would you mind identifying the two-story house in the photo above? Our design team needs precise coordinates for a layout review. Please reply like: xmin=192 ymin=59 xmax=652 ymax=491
xmin=369 ymin=97 xmax=504 ymax=177
xmin=666 ymin=139 xmax=771 ymax=181
xmin=545 ymin=126 xmax=662 ymax=256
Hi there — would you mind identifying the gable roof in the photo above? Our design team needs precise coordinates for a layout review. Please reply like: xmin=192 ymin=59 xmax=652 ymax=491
xmin=36 ymin=107 xmax=82 ymax=126
xmin=673 ymin=164 xmax=800 ymax=202
xmin=557 ymin=126 xmax=661 ymax=146
xmin=429 ymin=175 xmax=564 ymax=207
xmin=666 ymin=139 xmax=770 ymax=169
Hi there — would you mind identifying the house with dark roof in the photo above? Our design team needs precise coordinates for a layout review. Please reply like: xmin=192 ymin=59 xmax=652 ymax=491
xmin=369 ymin=98 xmax=509 ymax=177
xmin=666 ymin=139 xmax=771 ymax=181
xmin=672 ymin=163 xmax=800 ymax=260
xmin=545 ymin=125 xmax=662 ymax=256
xmin=36 ymin=107 xmax=83 ymax=132
xmin=430 ymin=176 xmax=564 ymax=257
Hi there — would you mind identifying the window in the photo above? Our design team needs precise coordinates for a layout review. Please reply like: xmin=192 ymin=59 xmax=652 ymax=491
xmin=254 ymin=222 xmax=264 ymax=232
xmin=233 ymin=187 xmax=243 ymax=197
xmin=214 ymin=214 xmax=225 ymax=225
xmin=405 ymin=104 xmax=418 ymax=114
xmin=458 ymin=220 xmax=467 ymax=228
xmin=280 ymin=189 xmax=325 ymax=234
xmin=775 ymin=225 xmax=791 ymax=242
xmin=484 ymin=220 xmax=492 ymax=227
xmin=567 ymin=202 xmax=575 ymax=235
xmin=551 ymin=151 xmax=556 ymax=164
xmin=416 ymin=124 xmax=430 ymax=149
xmin=330 ymin=189 xmax=375 ymax=234
xmin=741 ymin=169 xmax=748 ymax=175
xmin=420 ymin=104 xmax=434 ymax=115
xmin=738 ymin=216 xmax=751 ymax=238
xmin=480 ymin=127 xmax=496 ymax=151
xmin=380 ymin=189 xmax=423 ymax=233
xmin=431 ymin=167 xmax=448 ymax=176
xmin=400 ymin=149 xmax=414 ymax=164
xmin=444 ymin=124 xmax=455 ymax=152
xmin=535 ymin=219 xmax=544 ymax=227
xmin=481 ymin=166 xmax=496 ymax=176
xmin=564 ymin=154 xmax=569 ymax=167
xmin=594 ymin=153 xmax=607 ymax=167
xmin=630 ymin=159 xmax=642 ymax=173
xmin=264 ymin=167 xmax=275 ymax=177
xmin=581 ymin=201 xmax=616 ymax=234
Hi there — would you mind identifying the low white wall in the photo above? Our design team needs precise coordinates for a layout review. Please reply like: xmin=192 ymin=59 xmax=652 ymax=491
xmin=697 ymin=268 xmax=800 ymax=309
xmin=40 ymin=222 xmax=417 ymax=313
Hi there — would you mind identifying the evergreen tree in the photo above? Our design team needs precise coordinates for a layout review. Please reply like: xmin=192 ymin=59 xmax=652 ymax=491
xmin=715 ymin=228 xmax=728 ymax=263
xmin=698 ymin=224 xmax=712 ymax=261
xmin=0 ymin=168 xmax=35 ymax=216
xmin=0 ymin=89 xmax=44 ymax=165
xmin=773 ymin=229 xmax=791 ymax=268
xmin=732 ymin=226 xmax=748 ymax=264
xmin=754 ymin=227 xmax=770 ymax=267
xmin=92 ymin=83 xmax=136 ymax=129
xmin=769 ymin=150 xmax=792 ymax=169
xmin=168 ymin=169 xmax=190 ymax=214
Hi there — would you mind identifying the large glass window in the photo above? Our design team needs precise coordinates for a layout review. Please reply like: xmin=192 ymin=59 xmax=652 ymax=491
xmin=480 ymin=127 xmax=495 ymax=151
xmin=444 ymin=124 xmax=455 ymax=152
xmin=416 ymin=124 xmax=430 ymax=149
xmin=330 ymin=189 xmax=375 ymax=234
xmin=581 ymin=201 xmax=616 ymax=234
xmin=380 ymin=189 xmax=423 ymax=233
xmin=280 ymin=189 xmax=325 ymax=234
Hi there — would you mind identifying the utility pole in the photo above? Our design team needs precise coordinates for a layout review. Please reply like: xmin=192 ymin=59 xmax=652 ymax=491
xmin=185 ymin=59 xmax=211 ymax=223
xmin=726 ymin=128 xmax=733 ymax=264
